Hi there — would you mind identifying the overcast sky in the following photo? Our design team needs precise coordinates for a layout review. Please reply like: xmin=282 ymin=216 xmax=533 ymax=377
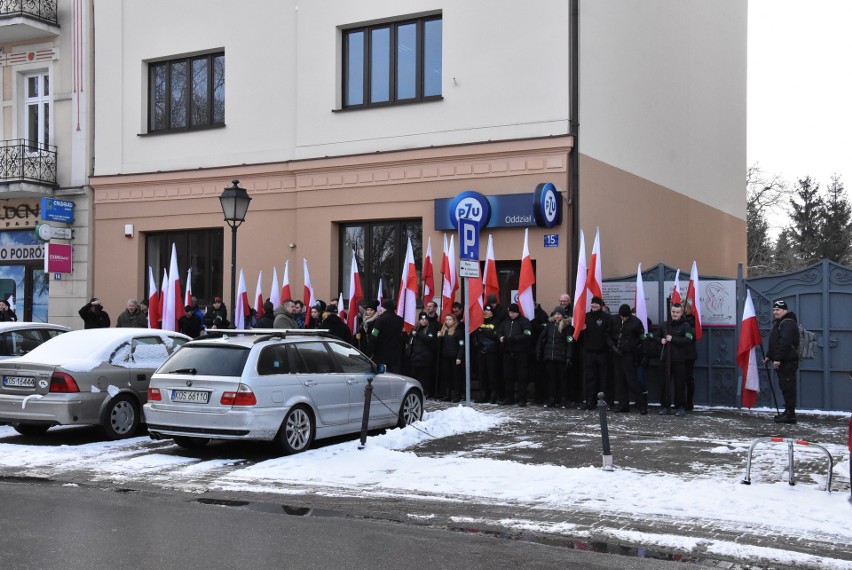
xmin=748 ymin=0 xmax=852 ymax=189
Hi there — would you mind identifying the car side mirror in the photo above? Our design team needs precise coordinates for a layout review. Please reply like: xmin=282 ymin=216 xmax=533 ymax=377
xmin=376 ymin=364 xmax=386 ymax=374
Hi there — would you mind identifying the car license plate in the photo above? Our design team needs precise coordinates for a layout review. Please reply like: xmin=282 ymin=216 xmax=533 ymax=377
xmin=171 ymin=390 xmax=210 ymax=404
xmin=3 ymin=376 xmax=35 ymax=388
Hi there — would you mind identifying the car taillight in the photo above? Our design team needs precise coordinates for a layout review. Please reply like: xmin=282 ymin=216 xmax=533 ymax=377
xmin=221 ymin=384 xmax=257 ymax=406
xmin=148 ymin=387 xmax=162 ymax=401
xmin=49 ymin=372 xmax=79 ymax=393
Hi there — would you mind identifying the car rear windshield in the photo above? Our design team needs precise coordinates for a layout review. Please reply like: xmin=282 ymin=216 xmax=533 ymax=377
xmin=159 ymin=345 xmax=249 ymax=377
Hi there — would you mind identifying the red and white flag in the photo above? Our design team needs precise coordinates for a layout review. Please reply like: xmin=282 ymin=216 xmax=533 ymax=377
xmin=517 ymin=228 xmax=536 ymax=319
xmin=483 ymin=234 xmax=499 ymax=302
xmin=234 ymin=269 xmax=250 ymax=330
xmin=585 ymin=227 xmax=602 ymax=305
xmin=572 ymin=230 xmax=587 ymax=341
xmin=671 ymin=269 xmax=682 ymax=304
xmin=159 ymin=268 xmax=168 ymax=329
xmin=270 ymin=267 xmax=281 ymax=309
xmin=687 ymin=260 xmax=703 ymax=341
xmin=737 ymin=290 xmax=763 ymax=409
xmin=440 ymin=234 xmax=457 ymax=320
xmin=377 ymin=277 xmax=384 ymax=311
xmin=422 ymin=237 xmax=435 ymax=302
xmin=162 ymin=243 xmax=182 ymax=332
xmin=302 ymin=259 xmax=316 ymax=326
xmin=254 ymin=270 xmax=264 ymax=315
xmin=184 ymin=267 xmax=193 ymax=308
xmin=346 ymin=250 xmax=363 ymax=334
xmin=147 ymin=266 xmax=161 ymax=329
xmin=635 ymin=263 xmax=648 ymax=335
xmin=396 ymin=238 xmax=419 ymax=332
xmin=281 ymin=260 xmax=292 ymax=302
xmin=337 ymin=292 xmax=345 ymax=320
xmin=449 ymin=234 xmax=459 ymax=303
xmin=468 ymin=263 xmax=485 ymax=330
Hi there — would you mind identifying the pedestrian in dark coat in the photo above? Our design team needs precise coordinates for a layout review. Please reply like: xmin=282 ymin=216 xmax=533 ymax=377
xmin=370 ymin=300 xmax=404 ymax=373
xmin=655 ymin=303 xmax=694 ymax=416
xmin=765 ymin=299 xmax=800 ymax=424
xmin=203 ymin=297 xmax=229 ymax=329
xmin=610 ymin=304 xmax=646 ymax=413
xmin=357 ymin=300 xmax=380 ymax=356
xmin=472 ymin=305 xmax=501 ymax=403
xmin=320 ymin=304 xmax=355 ymax=345
xmin=0 ymin=299 xmax=17 ymax=322
xmin=178 ymin=305 xmax=204 ymax=338
xmin=580 ymin=296 xmax=612 ymax=409
xmin=254 ymin=301 xmax=275 ymax=328
xmin=537 ymin=306 xmax=573 ymax=407
xmin=407 ymin=311 xmax=439 ymax=396
xmin=79 ymin=298 xmax=111 ymax=329
xmin=116 ymin=299 xmax=148 ymax=328
xmin=496 ymin=303 xmax=532 ymax=406
xmin=437 ymin=313 xmax=464 ymax=402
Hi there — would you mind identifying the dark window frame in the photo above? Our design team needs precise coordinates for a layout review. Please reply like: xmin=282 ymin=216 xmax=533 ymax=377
xmin=144 ymin=228 xmax=224 ymax=308
xmin=148 ymin=52 xmax=225 ymax=134
xmin=342 ymin=15 xmax=442 ymax=110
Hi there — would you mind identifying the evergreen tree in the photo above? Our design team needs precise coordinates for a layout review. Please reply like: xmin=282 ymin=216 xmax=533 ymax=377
xmin=820 ymin=175 xmax=852 ymax=264
xmin=746 ymin=165 xmax=788 ymax=275
xmin=787 ymin=177 xmax=825 ymax=266
xmin=773 ymin=229 xmax=795 ymax=272
xmin=746 ymin=199 xmax=773 ymax=276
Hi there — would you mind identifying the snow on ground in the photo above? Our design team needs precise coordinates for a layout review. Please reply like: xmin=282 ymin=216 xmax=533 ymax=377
xmin=0 ymin=406 xmax=849 ymax=568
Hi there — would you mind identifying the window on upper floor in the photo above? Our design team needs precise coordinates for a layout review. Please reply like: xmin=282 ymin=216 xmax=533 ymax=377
xmin=24 ymin=72 xmax=50 ymax=149
xmin=148 ymin=52 xmax=225 ymax=133
xmin=342 ymin=15 xmax=442 ymax=109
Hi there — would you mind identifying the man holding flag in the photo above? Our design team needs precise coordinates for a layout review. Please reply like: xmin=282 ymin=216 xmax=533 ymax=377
xmin=765 ymin=299 xmax=800 ymax=424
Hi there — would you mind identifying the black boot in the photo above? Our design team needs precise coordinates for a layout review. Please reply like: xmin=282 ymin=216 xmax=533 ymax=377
xmin=638 ymin=392 xmax=648 ymax=415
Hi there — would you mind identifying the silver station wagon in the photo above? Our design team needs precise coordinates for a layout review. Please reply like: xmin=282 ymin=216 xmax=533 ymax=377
xmin=144 ymin=330 xmax=424 ymax=454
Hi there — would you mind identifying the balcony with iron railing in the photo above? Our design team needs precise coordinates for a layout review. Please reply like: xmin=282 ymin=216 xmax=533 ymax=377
xmin=0 ymin=139 xmax=57 ymax=196
xmin=0 ymin=1 xmax=59 ymax=43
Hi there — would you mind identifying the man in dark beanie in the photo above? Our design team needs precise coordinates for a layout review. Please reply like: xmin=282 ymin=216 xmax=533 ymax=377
xmin=371 ymin=299 xmax=404 ymax=373
xmin=579 ymin=296 xmax=612 ymax=409
xmin=496 ymin=303 xmax=533 ymax=406
xmin=765 ymin=299 xmax=800 ymax=424
xmin=611 ymin=303 xmax=646 ymax=413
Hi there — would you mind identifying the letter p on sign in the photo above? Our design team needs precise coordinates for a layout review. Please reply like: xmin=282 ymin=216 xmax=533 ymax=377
xmin=459 ymin=218 xmax=480 ymax=261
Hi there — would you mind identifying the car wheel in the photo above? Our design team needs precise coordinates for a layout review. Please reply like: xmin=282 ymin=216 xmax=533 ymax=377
xmin=278 ymin=405 xmax=314 ymax=455
xmin=173 ymin=436 xmax=210 ymax=450
xmin=12 ymin=424 xmax=50 ymax=436
xmin=397 ymin=390 xmax=424 ymax=428
xmin=101 ymin=394 xmax=140 ymax=440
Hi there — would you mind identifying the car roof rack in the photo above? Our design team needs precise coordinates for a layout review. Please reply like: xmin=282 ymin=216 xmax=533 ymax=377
xmin=196 ymin=328 xmax=338 ymax=343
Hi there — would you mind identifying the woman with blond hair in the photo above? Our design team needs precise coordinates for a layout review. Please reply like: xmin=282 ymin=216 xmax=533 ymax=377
xmin=437 ymin=312 xmax=464 ymax=402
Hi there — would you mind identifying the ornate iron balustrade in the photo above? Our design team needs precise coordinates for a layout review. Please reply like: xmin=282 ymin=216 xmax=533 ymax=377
xmin=0 ymin=139 xmax=57 ymax=186
xmin=0 ymin=0 xmax=58 ymax=25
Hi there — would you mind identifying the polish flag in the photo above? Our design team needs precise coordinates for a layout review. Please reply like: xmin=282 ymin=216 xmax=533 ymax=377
xmin=281 ymin=260 xmax=292 ymax=302
xmin=585 ymin=227 xmax=602 ymax=305
xmin=449 ymin=235 xmax=459 ymax=302
xmin=737 ymin=290 xmax=763 ymax=409
xmin=468 ymin=263 xmax=485 ymax=330
xmin=483 ymin=234 xmax=499 ymax=302
xmin=159 ymin=268 xmax=168 ymax=329
xmin=270 ymin=267 xmax=281 ymax=309
xmin=686 ymin=260 xmax=703 ymax=341
xmin=302 ymin=259 xmax=316 ymax=326
xmin=671 ymin=269 xmax=682 ymax=304
xmin=337 ymin=292 xmax=345 ymax=320
xmin=234 ymin=269 xmax=250 ymax=330
xmin=440 ymin=234 xmax=457 ymax=320
xmin=517 ymin=229 xmax=536 ymax=319
xmin=377 ymin=277 xmax=385 ymax=311
xmin=162 ymin=243 xmax=181 ymax=332
xmin=254 ymin=270 xmax=264 ymax=315
xmin=346 ymin=250 xmax=363 ymax=334
xmin=571 ymin=230 xmax=587 ymax=341
xmin=184 ymin=267 xmax=193 ymax=308
xmin=422 ymin=237 xmax=435 ymax=303
xmin=635 ymin=263 xmax=648 ymax=335
xmin=396 ymin=238 xmax=419 ymax=331
xmin=147 ymin=266 xmax=161 ymax=329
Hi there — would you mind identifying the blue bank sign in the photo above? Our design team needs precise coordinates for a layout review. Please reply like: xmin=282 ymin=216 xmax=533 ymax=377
xmin=435 ymin=185 xmax=562 ymax=230
xmin=40 ymin=198 xmax=75 ymax=224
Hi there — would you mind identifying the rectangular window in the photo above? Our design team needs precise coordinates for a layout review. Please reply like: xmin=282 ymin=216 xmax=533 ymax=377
xmin=342 ymin=15 xmax=441 ymax=109
xmin=148 ymin=52 xmax=225 ymax=133
xmin=145 ymin=228 xmax=224 ymax=307
xmin=24 ymin=72 xmax=50 ymax=149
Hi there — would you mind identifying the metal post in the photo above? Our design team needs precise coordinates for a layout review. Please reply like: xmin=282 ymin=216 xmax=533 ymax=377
xmin=358 ymin=377 xmax=374 ymax=449
xmin=597 ymin=391 xmax=613 ymax=471
xmin=229 ymin=224 xmax=237 ymax=323
xmin=463 ymin=276 xmax=471 ymax=406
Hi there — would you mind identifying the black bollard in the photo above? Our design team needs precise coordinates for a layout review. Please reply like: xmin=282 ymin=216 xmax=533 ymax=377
xmin=358 ymin=377 xmax=374 ymax=450
xmin=597 ymin=391 xmax=613 ymax=471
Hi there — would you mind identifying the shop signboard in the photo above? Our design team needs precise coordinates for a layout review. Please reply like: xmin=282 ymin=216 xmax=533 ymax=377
xmin=40 ymin=198 xmax=75 ymax=224
xmin=434 ymin=184 xmax=563 ymax=230
xmin=45 ymin=243 xmax=72 ymax=273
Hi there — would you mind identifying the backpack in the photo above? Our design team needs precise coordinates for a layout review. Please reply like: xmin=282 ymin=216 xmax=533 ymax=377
xmin=798 ymin=325 xmax=817 ymax=360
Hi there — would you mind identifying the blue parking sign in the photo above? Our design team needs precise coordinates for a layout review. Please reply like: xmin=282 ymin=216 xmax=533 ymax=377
xmin=459 ymin=218 xmax=480 ymax=261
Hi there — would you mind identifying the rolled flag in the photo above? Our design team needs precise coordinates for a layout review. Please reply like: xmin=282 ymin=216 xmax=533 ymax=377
xmin=422 ymin=237 xmax=435 ymax=302
xmin=337 ymin=292 xmax=345 ymax=320
xmin=270 ymin=267 xmax=281 ymax=309
xmin=377 ymin=277 xmax=384 ymax=312
xmin=517 ymin=228 xmax=535 ymax=319
xmin=634 ymin=263 xmax=649 ymax=335
xmin=585 ymin=227 xmax=602 ymax=307
xmin=184 ymin=267 xmax=193 ymax=308
xmin=671 ymin=269 xmax=682 ymax=304
xmin=346 ymin=250 xmax=363 ymax=334
xmin=396 ymin=237 xmax=418 ymax=332
xmin=234 ymin=269 xmax=250 ymax=330
xmin=147 ymin=266 xmax=161 ymax=329
xmin=468 ymin=263 xmax=485 ymax=330
xmin=687 ymin=260 xmax=703 ymax=341
xmin=162 ymin=243 xmax=181 ymax=332
xmin=159 ymin=268 xmax=168 ymax=330
xmin=254 ymin=270 xmax=264 ymax=315
xmin=571 ymin=230 xmax=587 ymax=341
xmin=440 ymin=233 xmax=455 ymax=320
xmin=449 ymin=234 xmax=458 ymax=304
xmin=483 ymin=234 xmax=499 ymax=302
xmin=737 ymin=290 xmax=763 ymax=409
xmin=281 ymin=260 xmax=292 ymax=303
xmin=302 ymin=259 xmax=316 ymax=326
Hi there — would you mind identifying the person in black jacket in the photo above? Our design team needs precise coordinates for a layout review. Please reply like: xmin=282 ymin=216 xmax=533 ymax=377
xmin=765 ymin=299 xmax=800 ymax=424
xmin=204 ymin=297 xmax=229 ymax=329
xmin=79 ymin=298 xmax=111 ymax=329
xmin=473 ymin=304 xmax=502 ymax=403
xmin=437 ymin=313 xmax=465 ymax=402
xmin=537 ymin=306 xmax=573 ymax=407
xmin=178 ymin=304 xmax=204 ymax=338
xmin=655 ymin=303 xmax=694 ymax=416
xmin=611 ymin=304 xmax=646 ymax=413
xmin=254 ymin=301 xmax=275 ymax=328
xmin=496 ymin=303 xmax=532 ymax=406
xmin=0 ymin=299 xmax=17 ymax=322
xmin=407 ymin=311 xmax=439 ymax=397
xmin=370 ymin=300 xmax=404 ymax=373
xmin=580 ymin=296 xmax=612 ymax=410
xmin=320 ymin=304 xmax=354 ymax=345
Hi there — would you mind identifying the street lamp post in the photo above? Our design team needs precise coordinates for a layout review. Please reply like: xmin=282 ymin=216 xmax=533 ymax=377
xmin=219 ymin=180 xmax=251 ymax=324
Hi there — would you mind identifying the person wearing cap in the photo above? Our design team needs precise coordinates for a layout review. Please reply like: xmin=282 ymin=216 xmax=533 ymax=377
xmin=272 ymin=299 xmax=297 ymax=329
xmin=536 ymin=306 xmax=574 ymax=407
xmin=204 ymin=296 xmax=230 ymax=329
xmin=79 ymin=297 xmax=111 ymax=329
xmin=178 ymin=304 xmax=203 ymax=338
xmin=765 ymin=299 xmax=800 ymax=424
xmin=357 ymin=300 xmax=381 ymax=356
xmin=579 ymin=296 xmax=613 ymax=410
xmin=496 ymin=303 xmax=533 ymax=406
xmin=370 ymin=299 xmax=405 ymax=373
xmin=472 ymin=304 xmax=502 ymax=403
xmin=610 ymin=303 xmax=646 ymax=413
xmin=655 ymin=302 xmax=694 ymax=416
xmin=407 ymin=311 xmax=439 ymax=396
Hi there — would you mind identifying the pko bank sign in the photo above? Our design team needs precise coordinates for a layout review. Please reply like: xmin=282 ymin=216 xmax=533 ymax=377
xmin=434 ymin=183 xmax=562 ymax=230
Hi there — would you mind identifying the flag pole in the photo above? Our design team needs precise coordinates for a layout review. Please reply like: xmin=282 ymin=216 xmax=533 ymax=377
xmin=757 ymin=345 xmax=781 ymax=415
